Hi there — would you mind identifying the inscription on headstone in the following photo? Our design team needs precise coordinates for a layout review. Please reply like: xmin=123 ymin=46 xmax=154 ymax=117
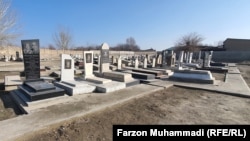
xmin=21 ymin=39 xmax=40 ymax=80
xmin=86 ymin=53 xmax=92 ymax=63
xmin=83 ymin=51 xmax=94 ymax=78
xmin=99 ymin=43 xmax=111 ymax=73
xmin=64 ymin=59 xmax=72 ymax=69
xmin=101 ymin=49 xmax=109 ymax=64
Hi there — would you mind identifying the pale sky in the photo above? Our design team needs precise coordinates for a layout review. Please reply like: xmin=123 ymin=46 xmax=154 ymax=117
xmin=12 ymin=0 xmax=250 ymax=51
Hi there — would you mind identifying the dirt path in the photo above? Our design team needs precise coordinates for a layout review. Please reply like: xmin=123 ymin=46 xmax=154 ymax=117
xmin=237 ymin=64 xmax=250 ymax=87
xmin=19 ymin=86 xmax=250 ymax=141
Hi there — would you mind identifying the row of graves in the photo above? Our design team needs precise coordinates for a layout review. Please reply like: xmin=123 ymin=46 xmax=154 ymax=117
xmin=1 ymin=51 xmax=23 ymax=62
xmin=8 ymin=39 xmax=228 ymax=114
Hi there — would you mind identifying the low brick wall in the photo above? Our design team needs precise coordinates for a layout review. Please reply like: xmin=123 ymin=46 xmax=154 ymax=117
xmin=0 ymin=46 xmax=156 ymax=60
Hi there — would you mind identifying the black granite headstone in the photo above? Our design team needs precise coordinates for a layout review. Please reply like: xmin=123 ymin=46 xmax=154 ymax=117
xmin=21 ymin=39 xmax=40 ymax=80
xmin=16 ymin=51 xmax=19 ymax=58
xmin=101 ymin=49 xmax=109 ymax=64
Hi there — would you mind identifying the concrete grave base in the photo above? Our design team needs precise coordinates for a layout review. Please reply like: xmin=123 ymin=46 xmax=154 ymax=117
xmin=10 ymin=90 xmax=70 ymax=114
xmin=102 ymin=71 xmax=140 ymax=87
xmin=85 ymin=76 xmax=112 ymax=84
xmin=125 ymin=79 xmax=140 ymax=87
xmin=122 ymin=70 xmax=155 ymax=80
xmin=4 ymin=75 xmax=22 ymax=91
xmin=149 ymin=68 xmax=173 ymax=76
xmin=168 ymin=69 xmax=215 ymax=84
xmin=103 ymin=71 xmax=133 ymax=82
xmin=94 ymin=81 xmax=126 ymax=93
xmin=54 ymin=80 xmax=96 ymax=96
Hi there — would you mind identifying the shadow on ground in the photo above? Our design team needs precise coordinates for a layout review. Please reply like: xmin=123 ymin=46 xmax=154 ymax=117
xmin=0 ymin=89 xmax=23 ymax=121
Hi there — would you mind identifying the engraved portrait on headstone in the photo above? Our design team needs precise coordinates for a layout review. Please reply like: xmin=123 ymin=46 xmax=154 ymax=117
xmin=21 ymin=39 xmax=40 ymax=80
xmin=101 ymin=49 xmax=109 ymax=63
xmin=86 ymin=53 xmax=92 ymax=63
xmin=23 ymin=41 xmax=39 ymax=54
xmin=65 ymin=59 xmax=71 ymax=69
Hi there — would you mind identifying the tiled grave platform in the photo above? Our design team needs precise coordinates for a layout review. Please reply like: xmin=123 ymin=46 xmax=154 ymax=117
xmin=16 ymin=79 xmax=65 ymax=101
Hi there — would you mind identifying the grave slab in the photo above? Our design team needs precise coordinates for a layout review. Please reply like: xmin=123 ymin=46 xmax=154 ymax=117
xmin=169 ymin=69 xmax=215 ymax=84
xmin=18 ymin=80 xmax=65 ymax=101
xmin=85 ymin=76 xmax=112 ymax=84
xmin=103 ymin=71 xmax=140 ymax=87
xmin=94 ymin=81 xmax=126 ymax=93
xmin=54 ymin=80 xmax=95 ymax=96
xmin=122 ymin=70 xmax=155 ymax=80
xmin=123 ymin=67 xmax=163 ymax=76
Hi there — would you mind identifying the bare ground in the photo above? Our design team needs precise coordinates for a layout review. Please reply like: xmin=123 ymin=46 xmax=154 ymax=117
xmin=18 ymin=86 xmax=250 ymax=141
xmin=237 ymin=64 xmax=250 ymax=87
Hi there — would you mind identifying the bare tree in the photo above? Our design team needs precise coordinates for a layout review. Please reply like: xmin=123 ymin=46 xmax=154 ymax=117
xmin=53 ymin=26 xmax=73 ymax=52
xmin=126 ymin=37 xmax=136 ymax=47
xmin=175 ymin=32 xmax=204 ymax=52
xmin=0 ymin=0 xmax=19 ymax=45
xmin=125 ymin=37 xmax=140 ymax=51
xmin=48 ymin=44 xmax=56 ymax=50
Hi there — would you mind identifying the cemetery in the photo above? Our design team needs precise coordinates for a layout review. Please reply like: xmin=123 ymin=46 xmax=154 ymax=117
xmin=0 ymin=0 xmax=250 ymax=140
xmin=0 ymin=39 xmax=250 ymax=141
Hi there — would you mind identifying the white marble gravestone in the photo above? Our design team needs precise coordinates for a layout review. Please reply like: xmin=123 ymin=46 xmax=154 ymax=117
xmin=143 ymin=57 xmax=147 ymax=68
xmin=204 ymin=52 xmax=210 ymax=67
xmin=54 ymin=54 xmax=96 ymax=95
xmin=188 ymin=52 xmax=193 ymax=63
xmin=117 ymin=56 xmax=122 ymax=70
xmin=100 ymin=43 xmax=111 ymax=73
xmin=152 ymin=58 xmax=156 ymax=68
xmin=134 ymin=58 xmax=139 ymax=69
xmin=178 ymin=51 xmax=184 ymax=70
xmin=61 ymin=54 xmax=74 ymax=81
xmin=83 ymin=51 xmax=94 ymax=79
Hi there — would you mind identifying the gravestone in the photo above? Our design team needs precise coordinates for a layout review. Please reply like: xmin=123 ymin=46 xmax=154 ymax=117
xmin=143 ymin=57 xmax=147 ymax=68
xmin=161 ymin=50 xmax=167 ymax=67
xmin=83 ymin=51 xmax=94 ymax=78
xmin=188 ymin=52 xmax=193 ymax=63
xmin=203 ymin=51 xmax=210 ymax=67
xmin=152 ymin=58 xmax=156 ymax=68
xmin=198 ymin=51 xmax=201 ymax=60
xmin=21 ymin=39 xmax=40 ymax=80
xmin=117 ymin=56 xmax=122 ymax=70
xmin=186 ymin=52 xmax=190 ymax=63
xmin=166 ymin=52 xmax=176 ymax=67
xmin=156 ymin=53 xmax=162 ymax=66
xmin=16 ymin=51 xmax=20 ymax=59
xmin=11 ymin=39 xmax=65 ymax=101
xmin=134 ymin=57 xmax=139 ymax=69
xmin=98 ymin=55 xmax=101 ymax=70
xmin=54 ymin=53 xmax=96 ymax=95
xmin=61 ymin=54 xmax=74 ymax=81
xmin=146 ymin=54 xmax=151 ymax=63
xmin=183 ymin=52 xmax=187 ymax=62
xmin=112 ymin=56 xmax=116 ymax=65
xmin=178 ymin=51 xmax=184 ymax=70
xmin=99 ymin=43 xmax=110 ymax=73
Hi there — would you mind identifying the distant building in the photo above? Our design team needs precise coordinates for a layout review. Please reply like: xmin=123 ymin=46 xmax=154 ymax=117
xmin=223 ymin=38 xmax=250 ymax=51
